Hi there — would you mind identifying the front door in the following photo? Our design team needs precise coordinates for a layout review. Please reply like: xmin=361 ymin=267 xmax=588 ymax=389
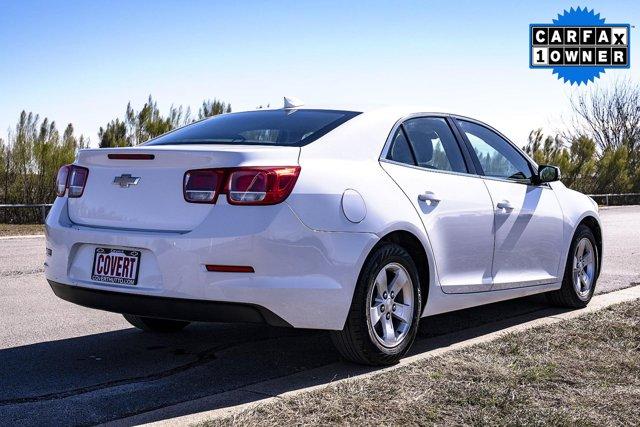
xmin=381 ymin=116 xmax=495 ymax=293
xmin=455 ymin=119 xmax=564 ymax=289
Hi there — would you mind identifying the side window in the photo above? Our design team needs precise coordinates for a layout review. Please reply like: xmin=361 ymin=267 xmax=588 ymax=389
xmin=402 ymin=118 xmax=467 ymax=173
xmin=386 ymin=129 xmax=415 ymax=165
xmin=457 ymin=120 xmax=533 ymax=181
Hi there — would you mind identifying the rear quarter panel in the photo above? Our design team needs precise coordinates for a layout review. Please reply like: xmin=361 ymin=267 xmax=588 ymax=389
xmin=287 ymin=108 xmax=420 ymax=234
xmin=286 ymin=109 xmax=441 ymax=311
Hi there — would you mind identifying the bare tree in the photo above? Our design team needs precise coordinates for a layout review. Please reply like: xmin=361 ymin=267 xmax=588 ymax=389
xmin=570 ymin=79 xmax=640 ymax=191
xmin=570 ymin=79 xmax=640 ymax=153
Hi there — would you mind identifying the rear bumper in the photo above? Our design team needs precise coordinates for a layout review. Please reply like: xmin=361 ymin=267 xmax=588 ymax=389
xmin=48 ymin=280 xmax=291 ymax=327
xmin=45 ymin=198 xmax=378 ymax=330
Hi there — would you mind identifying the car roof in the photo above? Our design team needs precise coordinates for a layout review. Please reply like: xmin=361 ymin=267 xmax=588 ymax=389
xmin=238 ymin=105 xmax=488 ymax=126
xmin=240 ymin=104 xmax=451 ymax=116
xmin=285 ymin=105 xmax=536 ymax=167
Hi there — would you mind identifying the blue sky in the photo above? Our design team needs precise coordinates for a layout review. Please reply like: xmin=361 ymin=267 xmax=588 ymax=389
xmin=0 ymin=0 xmax=638 ymax=146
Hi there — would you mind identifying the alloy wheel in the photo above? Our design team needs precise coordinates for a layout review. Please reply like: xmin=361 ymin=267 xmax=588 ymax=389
xmin=367 ymin=262 xmax=414 ymax=348
xmin=573 ymin=237 xmax=595 ymax=300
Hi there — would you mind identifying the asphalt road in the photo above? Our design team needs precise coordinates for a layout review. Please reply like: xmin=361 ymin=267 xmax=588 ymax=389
xmin=1 ymin=206 xmax=638 ymax=426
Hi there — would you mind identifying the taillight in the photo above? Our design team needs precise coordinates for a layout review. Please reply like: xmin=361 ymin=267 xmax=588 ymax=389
xmin=183 ymin=169 xmax=224 ymax=203
xmin=68 ymin=166 xmax=89 ymax=197
xmin=55 ymin=165 xmax=70 ymax=197
xmin=183 ymin=166 xmax=300 ymax=205
xmin=227 ymin=167 xmax=300 ymax=205
xmin=55 ymin=165 xmax=89 ymax=198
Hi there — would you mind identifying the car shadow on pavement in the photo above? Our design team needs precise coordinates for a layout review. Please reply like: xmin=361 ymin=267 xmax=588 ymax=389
xmin=0 ymin=294 xmax=571 ymax=426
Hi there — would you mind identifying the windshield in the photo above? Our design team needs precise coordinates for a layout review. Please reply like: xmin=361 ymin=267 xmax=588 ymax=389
xmin=145 ymin=109 xmax=361 ymax=147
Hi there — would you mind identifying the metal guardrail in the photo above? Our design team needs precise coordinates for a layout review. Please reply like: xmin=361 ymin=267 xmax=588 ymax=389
xmin=0 ymin=203 xmax=53 ymax=223
xmin=586 ymin=193 xmax=640 ymax=206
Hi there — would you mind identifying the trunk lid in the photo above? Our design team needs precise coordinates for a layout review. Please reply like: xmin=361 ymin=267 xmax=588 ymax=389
xmin=68 ymin=145 xmax=300 ymax=232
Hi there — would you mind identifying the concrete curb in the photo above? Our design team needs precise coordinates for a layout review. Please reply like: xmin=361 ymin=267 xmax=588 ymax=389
xmin=0 ymin=234 xmax=44 ymax=240
xmin=113 ymin=285 xmax=640 ymax=427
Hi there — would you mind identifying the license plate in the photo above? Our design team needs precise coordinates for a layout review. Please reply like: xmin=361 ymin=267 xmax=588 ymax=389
xmin=91 ymin=247 xmax=141 ymax=285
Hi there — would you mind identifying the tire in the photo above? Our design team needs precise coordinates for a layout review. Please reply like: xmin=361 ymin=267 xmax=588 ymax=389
xmin=123 ymin=314 xmax=190 ymax=332
xmin=546 ymin=224 xmax=599 ymax=308
xmin=331 ymin=243 xmax=422 ymax=366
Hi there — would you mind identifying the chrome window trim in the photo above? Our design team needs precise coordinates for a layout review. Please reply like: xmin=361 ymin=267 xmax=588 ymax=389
xmin=380 ymin=158 xmax=479 ymax=179
xmin=481 ymin=174 xmax=550 ymax=188
xmin=380 ymin=158 xmax=551 ymax=189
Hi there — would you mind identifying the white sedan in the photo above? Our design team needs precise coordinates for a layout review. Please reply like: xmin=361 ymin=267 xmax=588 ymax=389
xmin=45 ymin=101 xmax=602 ymax=365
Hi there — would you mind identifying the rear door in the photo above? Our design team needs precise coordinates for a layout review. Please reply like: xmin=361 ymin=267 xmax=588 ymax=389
xmin=454 ymin=119 xmax=564 ymax=289
xmin=380 ymin=116 xmax=495 ymax=293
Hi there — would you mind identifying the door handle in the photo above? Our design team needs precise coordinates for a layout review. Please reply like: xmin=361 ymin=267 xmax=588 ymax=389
xmin=496 ymin=200 xmax=515 ymax=211
xmin=418 ymin=191 xmax=441 ymax=203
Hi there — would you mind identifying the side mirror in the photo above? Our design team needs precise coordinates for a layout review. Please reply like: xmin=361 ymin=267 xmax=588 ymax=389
xmin=536 ymin=165 xmax=561 ymax=183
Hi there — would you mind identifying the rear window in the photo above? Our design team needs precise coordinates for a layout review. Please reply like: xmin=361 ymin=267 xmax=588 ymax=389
xmin=145 ymin=109 xmax=361 ymax=147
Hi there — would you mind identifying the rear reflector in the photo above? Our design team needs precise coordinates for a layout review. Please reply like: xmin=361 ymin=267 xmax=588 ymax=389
xmin=205 ymin=264 xmax=255 ymax=273
xmin=108 ymin=153 xmax=155 ymax=160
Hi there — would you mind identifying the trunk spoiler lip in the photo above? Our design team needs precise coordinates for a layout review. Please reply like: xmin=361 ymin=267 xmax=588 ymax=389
xmin=75 ymin=145 xmax=301 ymax=168
xmin=77 ymin=145 xmax=302 ymax=154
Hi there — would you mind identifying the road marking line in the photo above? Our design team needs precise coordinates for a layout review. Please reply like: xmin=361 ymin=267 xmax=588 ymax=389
xmin=111 ymin=284 xmax=640 ymax=427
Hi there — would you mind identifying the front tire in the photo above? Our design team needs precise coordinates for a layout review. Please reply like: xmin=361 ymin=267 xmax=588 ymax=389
xmin=546 ymin=224 xmax=599 ymax=308
xmin=331 ymin=243 xmax=421 ymax=366
xmin=123 ymin=314 xmax=190 ymax=332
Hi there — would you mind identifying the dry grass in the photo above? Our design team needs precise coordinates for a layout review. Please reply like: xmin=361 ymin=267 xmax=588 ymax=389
xmin=0 ymin=223 xmax=44 ymax=237
xmin=206 ymin=300 xmax=640 ymax=426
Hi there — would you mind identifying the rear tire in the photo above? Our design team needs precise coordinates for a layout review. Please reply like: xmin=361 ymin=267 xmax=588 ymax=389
xmin=546 ymin=224 xmax=598 ymax=308
xmin=331 ymin=243 xmax=421 ymax=366
xmin=123 ymin=314 xmax=190 ymax=332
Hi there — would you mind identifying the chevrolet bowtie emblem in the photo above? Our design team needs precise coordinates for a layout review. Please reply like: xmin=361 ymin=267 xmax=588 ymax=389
xmin=113 ymin=174 xmax=140 ymax=188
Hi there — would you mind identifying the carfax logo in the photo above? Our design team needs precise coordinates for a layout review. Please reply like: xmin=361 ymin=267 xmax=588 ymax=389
xmin=530 ymin=7 xmax=630 ymax=85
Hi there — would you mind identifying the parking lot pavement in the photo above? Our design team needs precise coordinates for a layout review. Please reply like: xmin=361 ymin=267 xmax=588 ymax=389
xmin=0 ymin=236 xmax=44 ymax=278
xmin=596 ymin=206 xmax=640 ymax=292
xmin=0 ymin=206 xmax=638 ymax=426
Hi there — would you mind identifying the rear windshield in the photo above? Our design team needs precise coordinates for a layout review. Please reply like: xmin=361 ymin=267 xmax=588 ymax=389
xmin=145 ymin=109 xmax=361 ymax=147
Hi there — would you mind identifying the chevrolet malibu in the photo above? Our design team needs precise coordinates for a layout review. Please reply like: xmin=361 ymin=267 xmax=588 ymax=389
xmin=46 ymin=102 xmax=602 ymax=365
